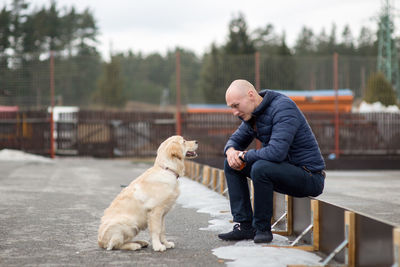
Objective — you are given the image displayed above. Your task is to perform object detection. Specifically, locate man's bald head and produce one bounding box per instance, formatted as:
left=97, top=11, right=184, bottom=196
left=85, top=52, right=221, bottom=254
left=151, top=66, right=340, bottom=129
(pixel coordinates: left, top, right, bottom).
left=225, top=79, right=257, bottom=99
left=225, top=79, right=263, bottom=121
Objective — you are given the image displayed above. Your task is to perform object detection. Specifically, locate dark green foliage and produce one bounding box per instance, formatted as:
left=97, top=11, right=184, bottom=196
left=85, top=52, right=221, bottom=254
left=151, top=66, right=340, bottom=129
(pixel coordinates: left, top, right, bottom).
left=0, top=1, right=101, bottom=107
left=0, top=1, right=392, bottom=108
left=92, top=56, right=125, bottom=107
left=365, top=72, right=397, bottom=105
left=199, top=44, right=228, bottom=104
left=224, top=12, right=255, bottom=55
left=116, top=48, right=201, bottom=105
left=0, top=7, right=11, bottom=52
left=294, top=26, right=316, bottom=55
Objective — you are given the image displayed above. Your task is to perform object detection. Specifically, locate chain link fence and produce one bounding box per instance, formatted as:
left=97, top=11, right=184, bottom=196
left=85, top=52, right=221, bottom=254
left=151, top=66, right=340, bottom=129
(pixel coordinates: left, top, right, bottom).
left=1, top=52, right=400, bottom=167
left=1, top=53, right=398, bottom=109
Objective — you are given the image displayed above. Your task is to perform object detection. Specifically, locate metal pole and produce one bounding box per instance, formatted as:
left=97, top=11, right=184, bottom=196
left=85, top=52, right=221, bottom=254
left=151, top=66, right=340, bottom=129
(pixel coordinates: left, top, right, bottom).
left=333, top=53, right=340, bottom=158
left=49, top=51, right=55, bottom=158
left=385, top=0, right=392, bottom=83
left=255, top=51, right=260, bottom=91
left=175, top=51, right=182, bottom=136
left=255, top=52, right=262, bottom=149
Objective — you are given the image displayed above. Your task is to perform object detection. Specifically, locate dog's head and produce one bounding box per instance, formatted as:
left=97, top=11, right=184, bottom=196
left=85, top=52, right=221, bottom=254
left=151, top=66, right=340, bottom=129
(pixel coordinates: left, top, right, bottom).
left=156, top=135, right=198, bottom=161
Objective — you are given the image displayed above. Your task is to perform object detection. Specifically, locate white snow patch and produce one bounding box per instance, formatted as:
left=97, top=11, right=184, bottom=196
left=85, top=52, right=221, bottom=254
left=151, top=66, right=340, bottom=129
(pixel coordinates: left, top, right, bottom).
left=213, top=243, right=322, bottom=267
left=0, top=149, right=53, bottom=163
left=177, top=177, right=233, bottom=232
left=178, top=177, right=322, bottom=266
left=355, top=101, right=399, bottom=113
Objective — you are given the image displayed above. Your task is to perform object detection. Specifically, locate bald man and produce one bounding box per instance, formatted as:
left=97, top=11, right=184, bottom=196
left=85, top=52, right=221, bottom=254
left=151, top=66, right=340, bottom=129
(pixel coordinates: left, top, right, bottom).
left=219, top=79, right=325, bottom=243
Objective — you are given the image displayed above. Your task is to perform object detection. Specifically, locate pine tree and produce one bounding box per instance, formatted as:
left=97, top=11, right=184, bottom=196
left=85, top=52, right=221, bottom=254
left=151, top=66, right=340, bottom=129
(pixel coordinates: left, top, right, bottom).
left=365, top=72, right=397, bottom=105
left=0, top=7, right=11, bottom=53
left=294, top=26, right=315, bottom=55
left=224, top=12, right=255, bottom=55
left=93, top=56, right=125, bottom=107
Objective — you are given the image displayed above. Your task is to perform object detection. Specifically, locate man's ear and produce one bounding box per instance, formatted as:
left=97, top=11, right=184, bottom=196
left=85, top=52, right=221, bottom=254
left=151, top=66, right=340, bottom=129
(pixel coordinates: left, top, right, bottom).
left=247, top=89, right=254, bottom=99
left=169, top=142, right=183, bottom=160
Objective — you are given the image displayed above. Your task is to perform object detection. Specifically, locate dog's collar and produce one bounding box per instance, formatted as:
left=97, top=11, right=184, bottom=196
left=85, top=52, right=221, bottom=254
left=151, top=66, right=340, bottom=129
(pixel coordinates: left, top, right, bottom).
left=164, top=167, right=180, bottom=179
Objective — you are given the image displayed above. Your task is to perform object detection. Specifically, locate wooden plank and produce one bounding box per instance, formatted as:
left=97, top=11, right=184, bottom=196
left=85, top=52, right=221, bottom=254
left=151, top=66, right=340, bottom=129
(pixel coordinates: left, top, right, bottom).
left=311, top=199, right=320, bottom=251
left=218, top=170, right=225, bottom=195
left=185, top=161, right=191, bottom=178
left=286, top=195, right=293, bottom=236
left=271, top=230, right=290, bottom=236
left=202, top=165, right=210, bottom=186
left=345, top=211, right=356, bottom=267
left=263, top=244, right=314, bottom=251
left=394, top=227, right=400, bottom=266
left=194, top=163, right=200, bottom=181
left=189, top=161, right=194, bottom=178
left=196, top=163, right=203, bottom=182
left=248, top=179, right=254, bottom=209
left=272, top=192, right=277, bottom=224
left=211, top=168, right=218, bottom=190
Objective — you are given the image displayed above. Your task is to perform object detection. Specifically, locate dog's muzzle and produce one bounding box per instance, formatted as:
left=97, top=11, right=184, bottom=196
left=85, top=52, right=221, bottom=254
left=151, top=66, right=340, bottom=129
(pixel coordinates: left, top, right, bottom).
left=185, top=151, right=197, bottom=158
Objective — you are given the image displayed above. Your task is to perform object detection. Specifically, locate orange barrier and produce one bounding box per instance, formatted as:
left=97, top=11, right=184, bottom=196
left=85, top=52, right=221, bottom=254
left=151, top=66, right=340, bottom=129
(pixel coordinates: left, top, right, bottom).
left=187, top=89, right=354, bottom=114
left=186, top=107, right=232, bottom=114
left=291, top=95, right=353, bottom=113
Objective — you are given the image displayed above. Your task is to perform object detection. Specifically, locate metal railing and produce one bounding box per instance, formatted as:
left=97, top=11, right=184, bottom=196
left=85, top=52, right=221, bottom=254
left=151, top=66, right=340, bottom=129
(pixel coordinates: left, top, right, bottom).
left=1, top=110, right=399, bottom=165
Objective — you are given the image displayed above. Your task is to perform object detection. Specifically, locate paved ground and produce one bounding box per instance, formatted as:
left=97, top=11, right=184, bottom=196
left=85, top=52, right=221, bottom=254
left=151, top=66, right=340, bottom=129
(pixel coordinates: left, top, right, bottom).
left=0, top=158, right=225, bottom=267
left=0, top=157, right=399, bottom=266
left=319, top=170, right=400, bottom=226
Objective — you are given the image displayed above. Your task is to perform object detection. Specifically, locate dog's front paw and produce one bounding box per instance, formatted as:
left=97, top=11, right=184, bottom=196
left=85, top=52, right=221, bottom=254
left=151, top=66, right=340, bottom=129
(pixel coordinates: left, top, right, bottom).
left=152, top=243, right=166, bottom=252
left=164, top=241, right=175, bottom=249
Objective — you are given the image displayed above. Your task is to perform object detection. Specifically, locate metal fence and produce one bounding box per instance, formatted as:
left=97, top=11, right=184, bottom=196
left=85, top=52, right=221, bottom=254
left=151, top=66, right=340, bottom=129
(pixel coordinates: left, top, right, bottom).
left=183, top=111, right=400, bottom=167
left=58, top=110, right=176, bottom=157
left=1, top=53, right=397, bottom=109
left=1, top=110, right=399, bottom=168
left=0, top=110, right=50, bottom=154
left=306, top=112, right=400, bottom=155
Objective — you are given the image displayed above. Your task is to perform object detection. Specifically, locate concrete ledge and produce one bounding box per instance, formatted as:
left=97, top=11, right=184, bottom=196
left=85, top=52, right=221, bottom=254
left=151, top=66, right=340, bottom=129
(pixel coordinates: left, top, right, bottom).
left=185, top=160, right=400, bottom=266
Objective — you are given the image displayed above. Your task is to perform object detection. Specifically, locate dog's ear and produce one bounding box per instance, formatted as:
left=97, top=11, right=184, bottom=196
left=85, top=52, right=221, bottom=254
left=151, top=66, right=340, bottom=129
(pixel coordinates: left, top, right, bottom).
left=169, top=142, right=183, bottom=160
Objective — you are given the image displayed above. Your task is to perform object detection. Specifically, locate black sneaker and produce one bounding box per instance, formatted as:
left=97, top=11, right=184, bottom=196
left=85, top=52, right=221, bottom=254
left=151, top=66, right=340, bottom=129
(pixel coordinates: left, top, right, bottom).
left=218, top=224, right=256, bottom=241
left=254, top=229, right=273, bottom=243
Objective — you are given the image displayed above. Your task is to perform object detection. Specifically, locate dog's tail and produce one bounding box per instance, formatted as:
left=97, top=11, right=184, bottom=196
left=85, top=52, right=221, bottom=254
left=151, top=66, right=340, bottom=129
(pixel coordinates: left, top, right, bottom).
left=106, top=233, right=124, bottom=250
left=98, top=221, right=138, bottom=250
left=98, top=223, right=124, bottom=250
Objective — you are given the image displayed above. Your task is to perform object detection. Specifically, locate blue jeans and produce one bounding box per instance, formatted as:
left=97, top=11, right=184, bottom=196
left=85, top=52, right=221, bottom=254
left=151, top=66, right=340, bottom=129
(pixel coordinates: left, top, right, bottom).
left=224, top=159, right=325, bottom=231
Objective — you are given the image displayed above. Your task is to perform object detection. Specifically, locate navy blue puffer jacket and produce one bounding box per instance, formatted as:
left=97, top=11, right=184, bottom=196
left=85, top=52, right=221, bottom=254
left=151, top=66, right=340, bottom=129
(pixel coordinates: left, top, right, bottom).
left=224, top=90, right=325, bottom=172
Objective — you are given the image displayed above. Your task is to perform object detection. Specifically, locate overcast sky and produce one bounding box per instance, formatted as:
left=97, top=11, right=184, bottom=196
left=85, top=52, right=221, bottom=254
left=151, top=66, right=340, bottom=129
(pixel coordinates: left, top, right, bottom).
left=2, top=0, right=395, bottom=59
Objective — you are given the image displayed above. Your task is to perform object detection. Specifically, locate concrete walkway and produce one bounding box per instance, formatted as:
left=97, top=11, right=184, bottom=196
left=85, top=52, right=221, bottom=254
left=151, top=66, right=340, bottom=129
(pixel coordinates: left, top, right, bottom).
left=0, top=158, right=224, bottom=266
left=1, top=157, right=399, bottom=266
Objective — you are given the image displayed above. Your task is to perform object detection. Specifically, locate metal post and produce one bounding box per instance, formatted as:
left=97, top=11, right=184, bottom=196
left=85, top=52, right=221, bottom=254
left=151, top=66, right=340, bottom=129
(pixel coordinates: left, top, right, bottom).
left=49, top=51, right=55, bottom=159
left=255, top=51, right=260, bottom=91
left=254, top=51, right=262, bottom=149
left=333, top=52, right=340, bottom=158
left=175, top=51, right=182, bottom=136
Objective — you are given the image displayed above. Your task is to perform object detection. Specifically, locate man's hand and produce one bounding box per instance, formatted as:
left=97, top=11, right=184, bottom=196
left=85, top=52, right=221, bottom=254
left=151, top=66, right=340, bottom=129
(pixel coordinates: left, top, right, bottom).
left=226, top=147, right=246, bottom=170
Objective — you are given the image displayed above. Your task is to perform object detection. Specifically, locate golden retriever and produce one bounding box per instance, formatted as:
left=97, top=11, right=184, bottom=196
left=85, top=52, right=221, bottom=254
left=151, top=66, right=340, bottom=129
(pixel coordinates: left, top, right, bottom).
left=98, top=135, right=198, bottom=252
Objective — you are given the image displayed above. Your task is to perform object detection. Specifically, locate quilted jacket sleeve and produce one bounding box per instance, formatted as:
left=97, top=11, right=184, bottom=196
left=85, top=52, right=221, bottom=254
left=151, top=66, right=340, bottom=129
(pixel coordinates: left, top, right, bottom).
left=224, top=121, right=255, bottom=156
left=245, top=100, right=301, bottom=163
